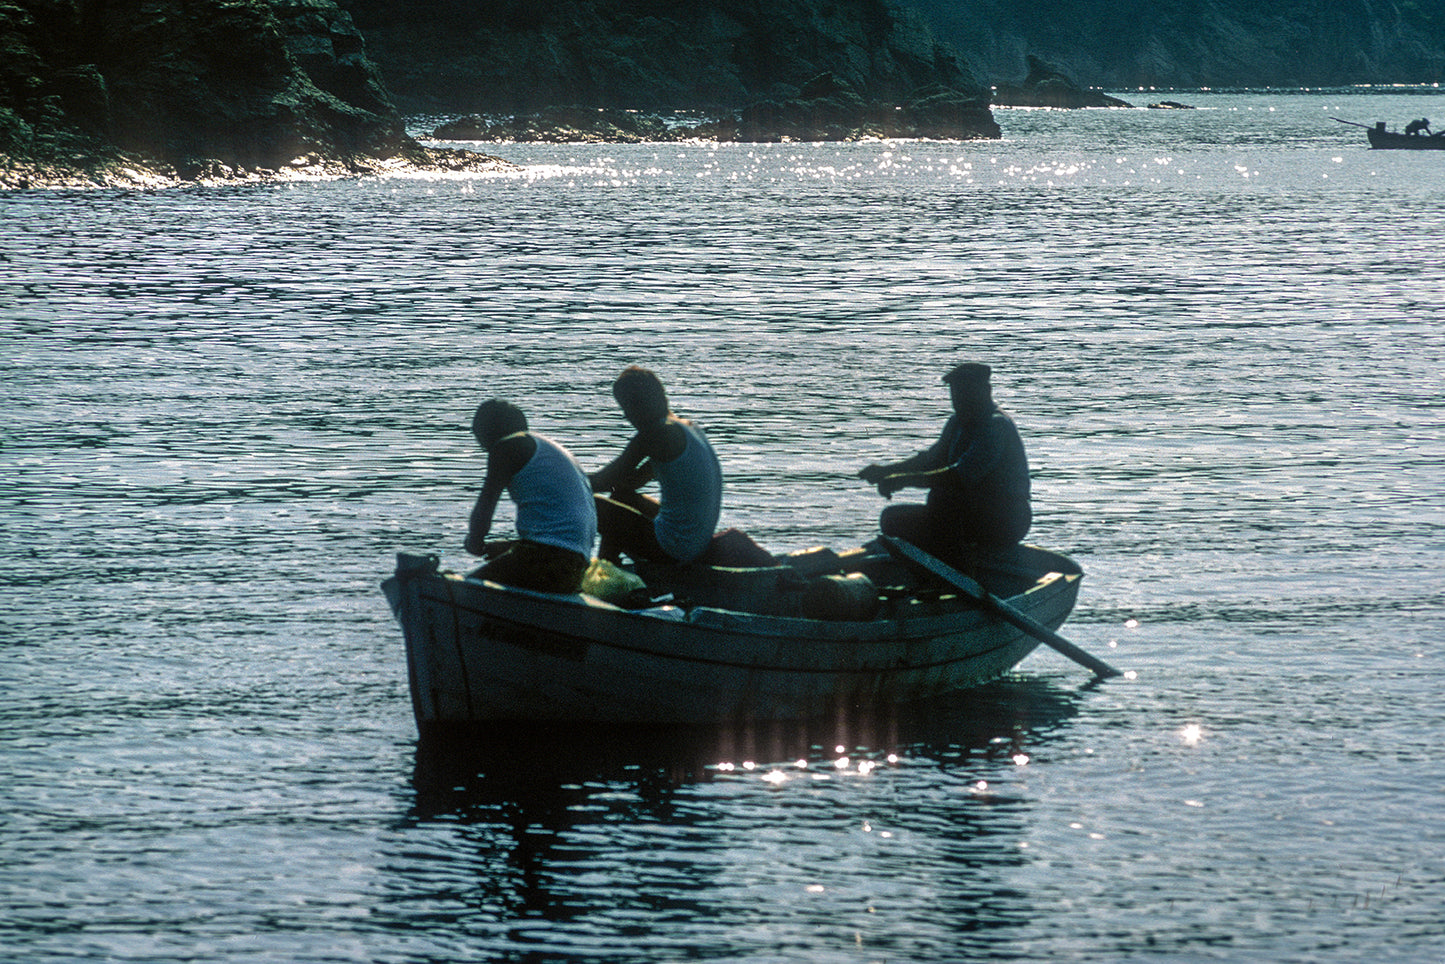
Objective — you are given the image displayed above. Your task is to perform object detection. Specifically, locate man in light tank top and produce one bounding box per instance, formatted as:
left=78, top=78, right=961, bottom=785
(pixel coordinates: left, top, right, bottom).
left=590, top=366, right=722, bottom=565
left=465, top=399, right=597, bottom=593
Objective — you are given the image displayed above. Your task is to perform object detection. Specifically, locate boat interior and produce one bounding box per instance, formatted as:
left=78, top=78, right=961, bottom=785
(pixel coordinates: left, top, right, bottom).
left=625, top=538, right=1078, bottom=622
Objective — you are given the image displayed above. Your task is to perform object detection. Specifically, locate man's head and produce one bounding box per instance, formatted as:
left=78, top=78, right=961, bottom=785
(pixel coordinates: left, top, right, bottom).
left=943, top=362, right=994, bottom=418
left=472, top=398, right=527, bottom=450
left=612, top=366, right=669, bottom=428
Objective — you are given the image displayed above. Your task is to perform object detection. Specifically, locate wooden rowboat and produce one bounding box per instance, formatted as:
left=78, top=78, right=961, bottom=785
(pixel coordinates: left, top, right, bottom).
left=1367, top=126, right=1445, bottom=150
left=382, top=540, right=1085, bottom=732
left=1336, top=119, right=1445, bottom=150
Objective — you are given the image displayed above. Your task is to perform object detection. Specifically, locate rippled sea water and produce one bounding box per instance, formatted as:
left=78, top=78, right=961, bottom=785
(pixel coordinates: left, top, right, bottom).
left=3, top=91, right=1444, bottom=962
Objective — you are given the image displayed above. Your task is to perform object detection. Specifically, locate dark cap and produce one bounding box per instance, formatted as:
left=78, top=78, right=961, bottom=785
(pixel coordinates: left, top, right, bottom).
left=942, top=362, right=992, bottom=385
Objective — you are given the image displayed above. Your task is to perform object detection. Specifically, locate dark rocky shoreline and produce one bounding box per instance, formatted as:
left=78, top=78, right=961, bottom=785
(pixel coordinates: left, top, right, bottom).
left=3, top=1, right=1167, bottom=190
left=1, top=0, right=513, bottom=189
left=4, top=0, right=1000, bottom=189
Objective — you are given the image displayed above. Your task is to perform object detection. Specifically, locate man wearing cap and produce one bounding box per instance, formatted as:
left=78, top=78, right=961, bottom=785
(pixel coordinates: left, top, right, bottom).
left=858, top=363, right=1032, bottom=554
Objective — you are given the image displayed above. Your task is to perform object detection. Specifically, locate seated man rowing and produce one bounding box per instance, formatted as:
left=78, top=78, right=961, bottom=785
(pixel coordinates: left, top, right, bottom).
left=858, top=362, right=1032, bottom=557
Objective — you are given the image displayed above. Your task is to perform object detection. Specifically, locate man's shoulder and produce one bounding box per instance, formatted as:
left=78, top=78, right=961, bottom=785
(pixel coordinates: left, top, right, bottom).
left=986, top=409, right=1021, bottom=432
left=679, top=418, right=721, bottom=459
left=675, top=416, right=712, bottom=440
left=505, top=432, right=542, bottom=451
left=489, top=433, right=537, bottom=478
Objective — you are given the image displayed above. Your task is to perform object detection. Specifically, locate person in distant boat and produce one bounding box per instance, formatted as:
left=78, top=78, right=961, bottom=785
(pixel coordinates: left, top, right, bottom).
left=465, top=399, right=597, bottom=593
left=1405, top=118, right=1431, bottom=136
left=590, top=366, right=723, bottom=565
left=858, top=362, right=1032, bottom=555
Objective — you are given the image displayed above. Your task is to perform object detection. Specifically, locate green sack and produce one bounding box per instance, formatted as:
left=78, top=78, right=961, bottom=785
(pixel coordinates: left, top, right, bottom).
left=581, top=558, right=647, bottom=604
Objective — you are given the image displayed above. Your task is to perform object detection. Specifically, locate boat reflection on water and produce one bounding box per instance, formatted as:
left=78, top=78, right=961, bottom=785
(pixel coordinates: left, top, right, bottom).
left=409, top=677, right=1083, bottom=807
left=386, top=679, right=1085, bottom=951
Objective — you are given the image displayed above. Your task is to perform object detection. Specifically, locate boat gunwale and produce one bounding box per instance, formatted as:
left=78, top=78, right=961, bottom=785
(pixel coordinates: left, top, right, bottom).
left=415, top=545, right=1078, bottom=637
left=411, top=578, right=1068, bottom=676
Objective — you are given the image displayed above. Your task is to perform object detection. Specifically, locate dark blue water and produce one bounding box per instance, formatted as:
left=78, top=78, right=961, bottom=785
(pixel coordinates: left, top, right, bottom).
left=3, top=91, right=1443, bottom=962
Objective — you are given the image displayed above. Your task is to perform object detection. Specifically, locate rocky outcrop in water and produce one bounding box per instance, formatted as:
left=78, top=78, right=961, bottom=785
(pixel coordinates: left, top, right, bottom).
left=342, top=0, right=997, bottom=140
left=1, top=0, right=508, bottom=188
left=714, top=73, right=1000, bottom=140
left=433, top=108, right=685, bottom=145
left=433, top=74, right=999, bottom=143
left=992, top=56, right=1133, bottom=108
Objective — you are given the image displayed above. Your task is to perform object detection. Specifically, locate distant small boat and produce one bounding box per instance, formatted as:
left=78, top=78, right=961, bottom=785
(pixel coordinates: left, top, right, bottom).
left=381, top=540, right=1085, bottom=731
left=1336, top=118, right=1445, bottom=150
left=1368, top=125, right=1445, bottom=150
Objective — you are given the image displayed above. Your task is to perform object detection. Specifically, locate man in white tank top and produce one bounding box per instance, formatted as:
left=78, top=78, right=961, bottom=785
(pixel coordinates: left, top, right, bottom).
left=590, top=366, right=722, bottom=565
left=466, top=399, right=597, bottom=593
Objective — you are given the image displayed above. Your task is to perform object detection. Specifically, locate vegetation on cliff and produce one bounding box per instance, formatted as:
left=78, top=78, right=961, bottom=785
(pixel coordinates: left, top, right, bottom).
left=909, top=0, right=1445, bottom=89
left=341, top=0, right=997, bottom=142
left=339, top=0, right=992, bottom=114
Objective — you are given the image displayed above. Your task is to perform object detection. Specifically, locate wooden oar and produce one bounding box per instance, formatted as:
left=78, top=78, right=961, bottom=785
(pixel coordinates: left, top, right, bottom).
left=1332, top=118, right=1374, bottom=129
left=881, top=536, right=1122, bottom=679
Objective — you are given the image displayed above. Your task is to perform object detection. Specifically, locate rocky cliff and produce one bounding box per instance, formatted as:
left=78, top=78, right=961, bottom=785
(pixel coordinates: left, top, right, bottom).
left=0, top=0, right=503, bottom=187
left=907, top=0, right=1445, bottom=89
left=339, top=0, right=991, bottom=115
